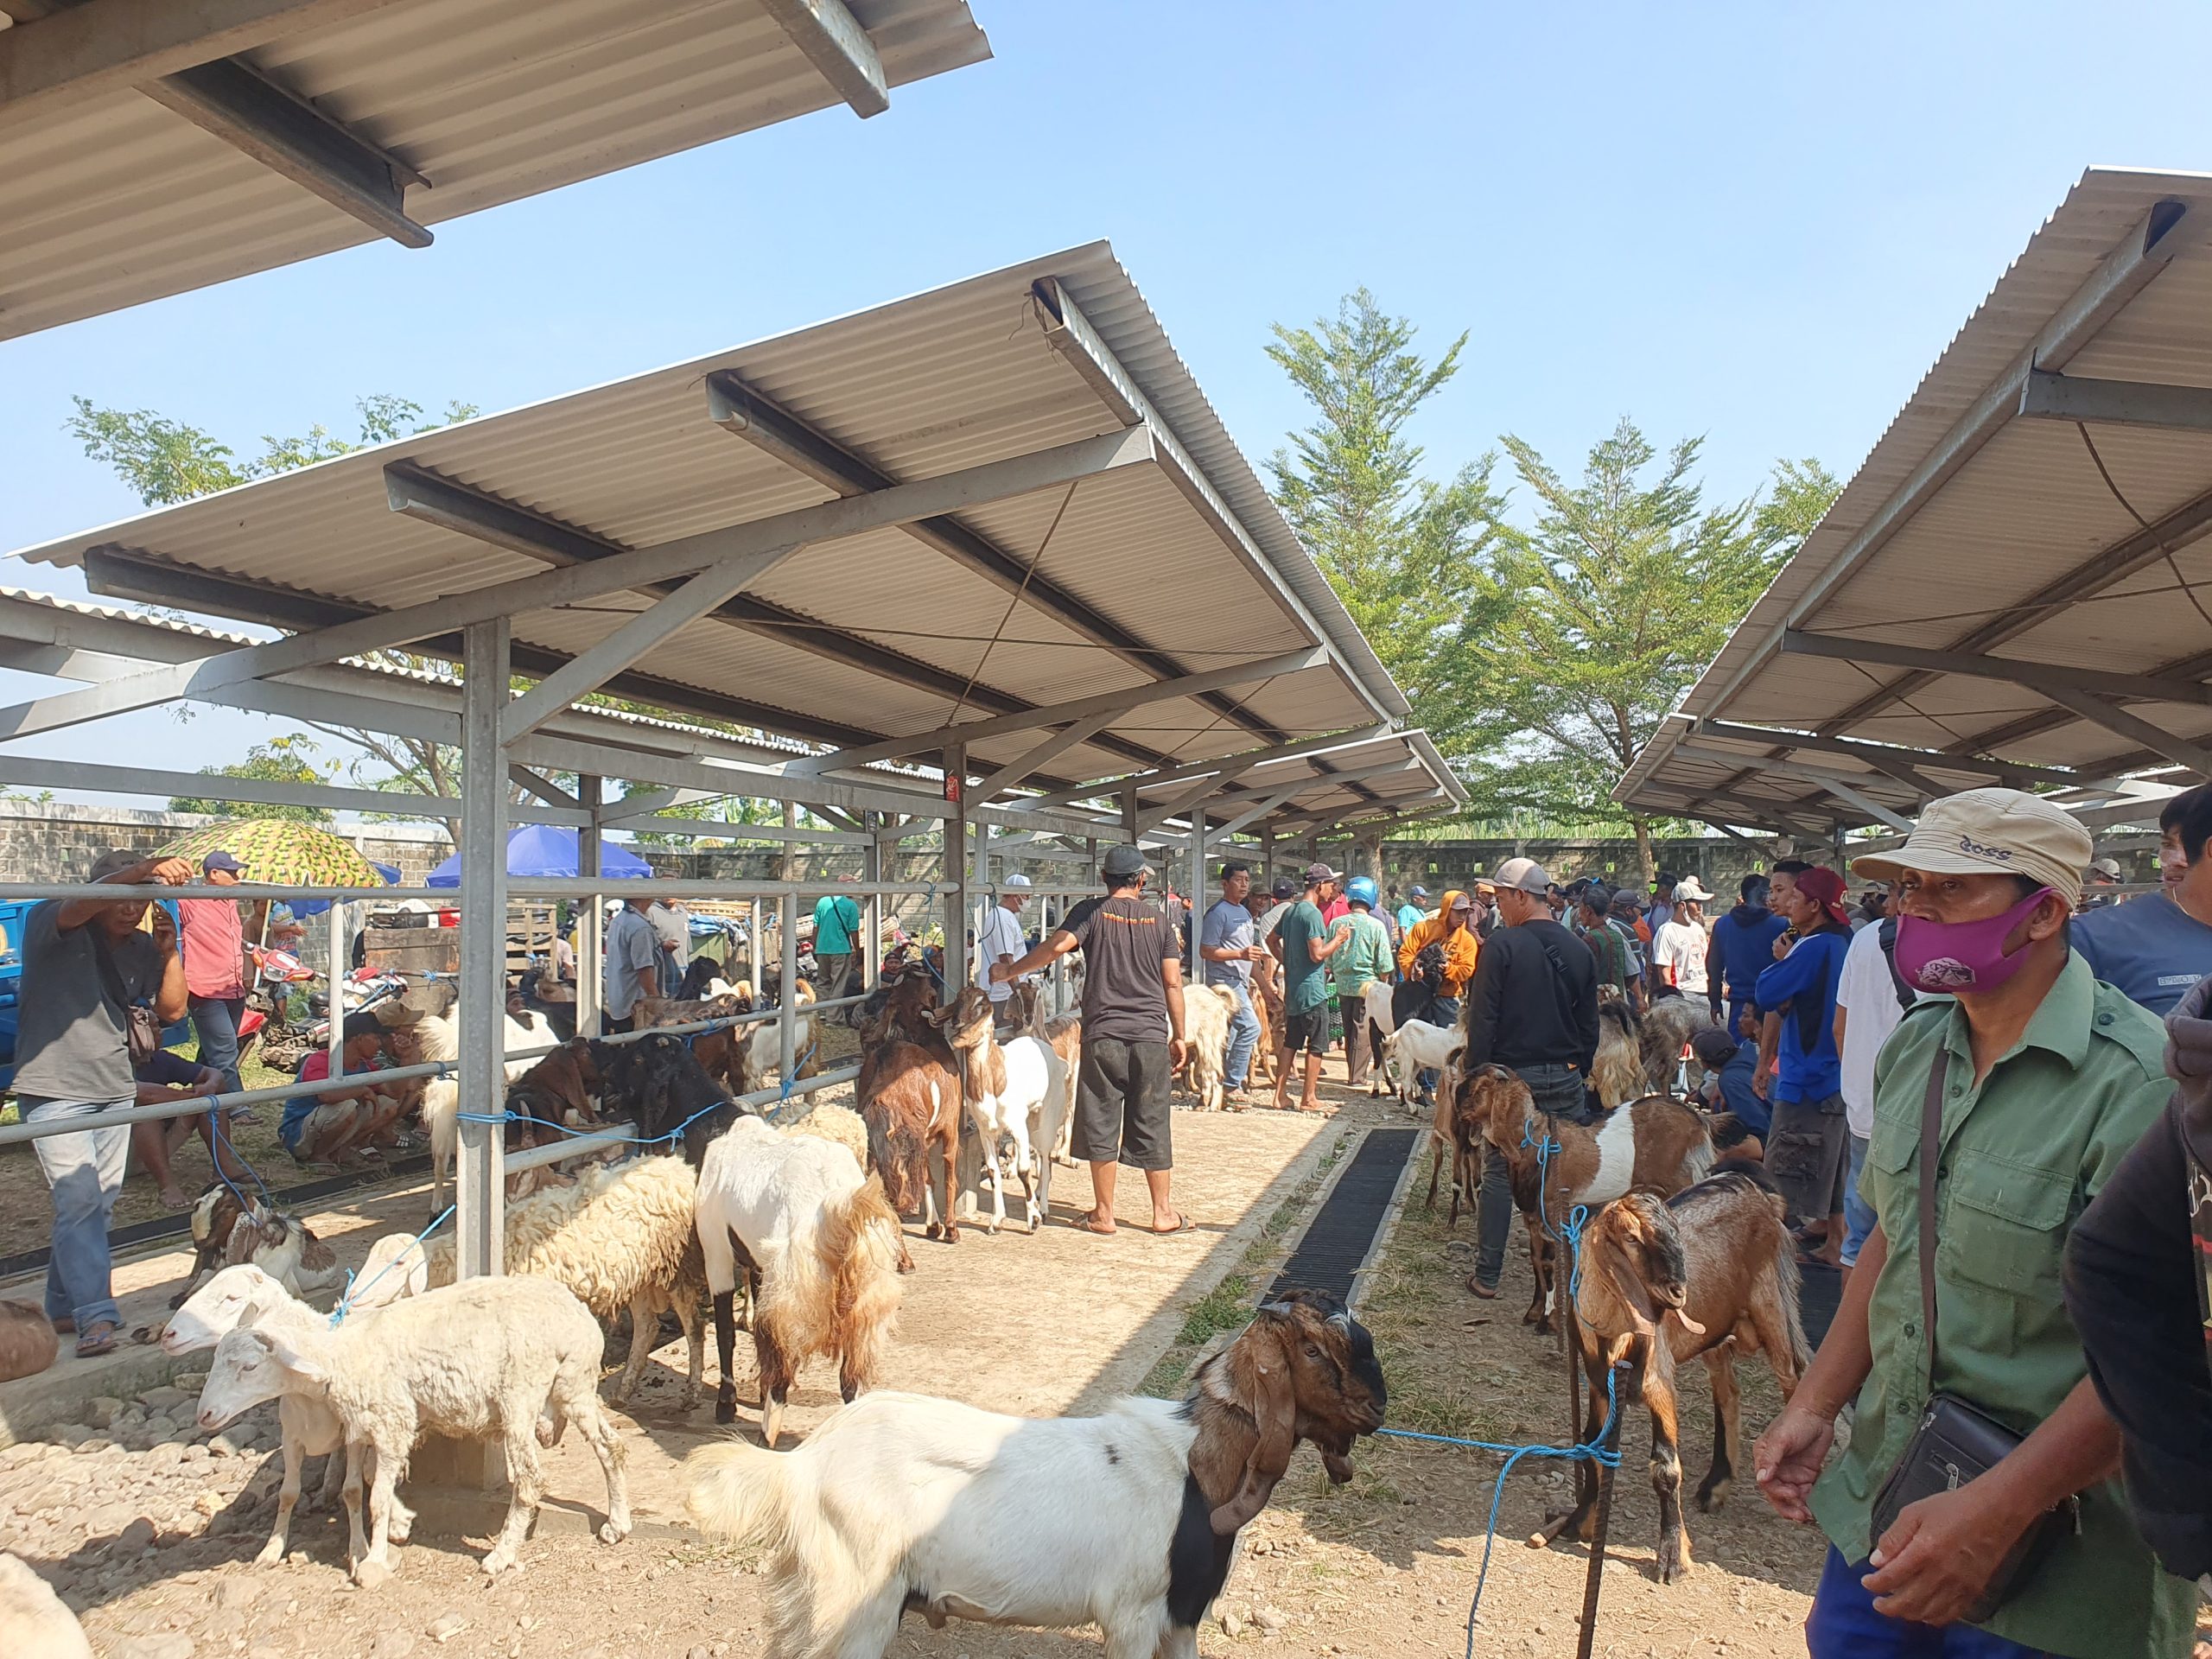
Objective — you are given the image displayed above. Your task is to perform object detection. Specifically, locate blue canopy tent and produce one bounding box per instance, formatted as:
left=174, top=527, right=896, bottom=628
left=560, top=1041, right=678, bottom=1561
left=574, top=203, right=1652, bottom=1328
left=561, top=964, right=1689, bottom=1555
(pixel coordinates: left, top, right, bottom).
left=426, top=825, right=654, bottom=887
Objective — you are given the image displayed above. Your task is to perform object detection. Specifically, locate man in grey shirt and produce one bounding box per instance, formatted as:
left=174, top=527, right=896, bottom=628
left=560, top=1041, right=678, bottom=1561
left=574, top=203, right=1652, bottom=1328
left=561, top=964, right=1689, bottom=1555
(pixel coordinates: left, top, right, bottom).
left=19, top=849, right=192, bottom=1357
left=602, top=896, right=662, bottom=1033
left=1198, top=860, right=1267, bottom=1102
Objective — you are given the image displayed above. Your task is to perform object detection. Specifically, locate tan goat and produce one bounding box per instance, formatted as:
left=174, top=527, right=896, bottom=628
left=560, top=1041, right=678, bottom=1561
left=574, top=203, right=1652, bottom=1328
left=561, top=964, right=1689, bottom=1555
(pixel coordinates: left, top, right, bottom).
left=1463, top=1065, right=1714, bottom=1335
left=1530, top=1168, right=1809, bottom=1584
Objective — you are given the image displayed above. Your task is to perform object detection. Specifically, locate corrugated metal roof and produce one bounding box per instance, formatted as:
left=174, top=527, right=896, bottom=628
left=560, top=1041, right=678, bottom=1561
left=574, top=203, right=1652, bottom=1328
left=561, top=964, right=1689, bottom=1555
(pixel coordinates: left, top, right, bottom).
left=10, top=245, right=1410, bottom=814
left=0, top=0, right=989, bottom=338
left=1618, top=167, right=2212, bottom=830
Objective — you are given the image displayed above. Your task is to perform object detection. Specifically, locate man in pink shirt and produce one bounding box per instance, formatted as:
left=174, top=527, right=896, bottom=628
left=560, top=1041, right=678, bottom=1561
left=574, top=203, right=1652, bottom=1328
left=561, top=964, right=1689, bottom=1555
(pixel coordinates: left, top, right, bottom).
left=176, top=852, right=251, bottom=1100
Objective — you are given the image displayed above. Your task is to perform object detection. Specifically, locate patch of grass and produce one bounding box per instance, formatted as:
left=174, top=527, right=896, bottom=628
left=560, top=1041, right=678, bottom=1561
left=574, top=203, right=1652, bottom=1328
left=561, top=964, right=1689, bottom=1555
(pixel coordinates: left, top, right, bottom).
left=1138, top=1128, right=1354, bottom=1398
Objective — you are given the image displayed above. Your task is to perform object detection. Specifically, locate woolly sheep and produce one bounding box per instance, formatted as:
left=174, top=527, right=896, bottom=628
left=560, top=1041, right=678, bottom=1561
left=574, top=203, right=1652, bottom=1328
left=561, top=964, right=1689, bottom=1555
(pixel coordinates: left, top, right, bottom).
left=0, top=1553, right=90, bottom=1659
left=198, top=1275, right=629, bottom=1581
left=1179, top=983, right=1238, bottom=1111
left=780, top=1103, right=869, bottom=1169
left=164, top=1263, right=418, bottom=1565
left=354, top=1155, right=707, bottom=1406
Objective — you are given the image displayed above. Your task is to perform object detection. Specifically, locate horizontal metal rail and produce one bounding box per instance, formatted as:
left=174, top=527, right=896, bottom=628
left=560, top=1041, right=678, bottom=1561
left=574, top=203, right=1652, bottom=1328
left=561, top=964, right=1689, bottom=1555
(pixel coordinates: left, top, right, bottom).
left=0, top=1060, right=454, bottom=1147
left=500, top=1065, right=864, bottom=1174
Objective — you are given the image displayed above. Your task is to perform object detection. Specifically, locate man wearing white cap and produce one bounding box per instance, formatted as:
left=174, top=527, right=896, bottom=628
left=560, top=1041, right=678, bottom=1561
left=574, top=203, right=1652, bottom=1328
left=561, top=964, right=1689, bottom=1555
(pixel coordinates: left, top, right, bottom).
left=977, top=874, right=1033, bottom=1015
left=1755, top=788, right=2189, bottom=1656
left=1650, top=875, right=1713, bottom=1000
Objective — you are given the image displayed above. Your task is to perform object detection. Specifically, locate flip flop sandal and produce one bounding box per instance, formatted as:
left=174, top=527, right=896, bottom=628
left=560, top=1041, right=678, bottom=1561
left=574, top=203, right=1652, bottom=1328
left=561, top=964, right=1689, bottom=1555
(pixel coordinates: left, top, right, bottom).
left=1151, top=1215, right=1196, bottom=1236
left=1077, top=1215, right=1117, bottom=1236
left=74, top=1322, right=118, bottom=1358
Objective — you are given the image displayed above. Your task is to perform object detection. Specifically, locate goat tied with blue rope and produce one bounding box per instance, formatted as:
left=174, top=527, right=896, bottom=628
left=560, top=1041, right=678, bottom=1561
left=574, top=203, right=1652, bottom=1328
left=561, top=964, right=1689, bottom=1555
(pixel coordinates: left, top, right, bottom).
left=1530, top=1165, right=1811, bottom=1585
left=172, top=1184, right=344, bottom=1310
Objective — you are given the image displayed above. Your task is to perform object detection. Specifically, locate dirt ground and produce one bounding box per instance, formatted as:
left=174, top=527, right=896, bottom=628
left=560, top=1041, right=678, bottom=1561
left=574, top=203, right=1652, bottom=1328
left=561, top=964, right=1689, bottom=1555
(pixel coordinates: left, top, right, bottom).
left=10, top=1056, right=2197, bottom=1659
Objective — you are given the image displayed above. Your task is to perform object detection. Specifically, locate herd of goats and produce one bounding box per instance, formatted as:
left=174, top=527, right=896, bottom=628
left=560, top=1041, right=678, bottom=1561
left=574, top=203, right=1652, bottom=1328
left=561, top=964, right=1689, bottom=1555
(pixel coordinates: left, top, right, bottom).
left=1, top=944, right=1818, bottom=1657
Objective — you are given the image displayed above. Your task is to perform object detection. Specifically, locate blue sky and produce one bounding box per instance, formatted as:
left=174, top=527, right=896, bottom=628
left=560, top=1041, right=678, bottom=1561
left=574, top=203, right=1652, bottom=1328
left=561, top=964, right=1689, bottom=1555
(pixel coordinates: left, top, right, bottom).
left=3, top=0, right=2210, bottom=796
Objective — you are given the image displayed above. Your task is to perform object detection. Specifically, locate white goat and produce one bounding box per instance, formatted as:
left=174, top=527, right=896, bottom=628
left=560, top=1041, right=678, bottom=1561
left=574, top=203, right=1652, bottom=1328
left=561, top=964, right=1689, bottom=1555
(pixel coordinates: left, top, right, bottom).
left=0, top=1552, right=90, bottom=1659
left=1361, top=981, right=1398, bottom=1096
left=1381, top=1018, right=1464, bottom=1115
left=197, top=1275, right=629, bottom=1582
left=929, top=986, right=1069, bottom=1234
left=164, top=1263, right=419, bottom=1566
left=352, top=1155, right=706, bottom=1406
left=417, top=995, right=556, bottom=1211
left=694, top=1115, right=905, bottom=1442
left=741, top=980, right=817, bottom=1088
left=683, top=1293, right=1386, bottom=1659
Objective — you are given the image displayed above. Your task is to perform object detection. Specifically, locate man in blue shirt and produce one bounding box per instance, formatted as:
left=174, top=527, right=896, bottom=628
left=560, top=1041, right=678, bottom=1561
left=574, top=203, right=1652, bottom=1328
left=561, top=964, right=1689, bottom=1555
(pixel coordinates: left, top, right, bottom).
left=1396, top=885, right=1430, bottom=939
left=1197, top=860, right=1267, bottom=1103
left=1691, top=1025, right=1767, bottom=1143
left=1754, top=865, right=1854, bottom=1255
left=1707, top=874, right=1789, bottom=1030
left=2074, top=782, right=2212, bottom=1017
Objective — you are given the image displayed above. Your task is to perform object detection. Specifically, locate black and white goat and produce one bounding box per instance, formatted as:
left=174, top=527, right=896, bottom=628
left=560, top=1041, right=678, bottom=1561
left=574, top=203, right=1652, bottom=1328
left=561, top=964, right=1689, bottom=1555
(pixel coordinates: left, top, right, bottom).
left=684, top=1289, right=1385, bottom=1659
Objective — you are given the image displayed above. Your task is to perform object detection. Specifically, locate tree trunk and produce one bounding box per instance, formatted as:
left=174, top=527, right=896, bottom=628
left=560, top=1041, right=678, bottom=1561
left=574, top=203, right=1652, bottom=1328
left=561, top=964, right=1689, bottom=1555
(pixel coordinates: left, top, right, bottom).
left=1631, top=814, right=1656, bottom=888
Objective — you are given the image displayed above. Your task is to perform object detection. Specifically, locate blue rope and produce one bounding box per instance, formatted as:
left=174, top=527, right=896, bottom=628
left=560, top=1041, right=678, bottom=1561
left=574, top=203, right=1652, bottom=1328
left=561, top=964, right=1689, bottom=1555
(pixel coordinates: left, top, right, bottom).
left=453, top=1096, right=734, bottom=1149
left=206, top=1107, right=276, bottom=1211
left=328, top=1203, right=454, bottom=1327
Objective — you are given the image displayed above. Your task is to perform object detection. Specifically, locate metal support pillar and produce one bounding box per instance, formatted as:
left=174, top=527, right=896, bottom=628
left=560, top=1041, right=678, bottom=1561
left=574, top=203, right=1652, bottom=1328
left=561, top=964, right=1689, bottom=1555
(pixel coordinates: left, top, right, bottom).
left=944, top=745, right=969, bottom=991
left=861, top=815, right=883, bottom=989
left=973, top=819, right=990, bottom=992
left=779, top=888, right=799, bottom=1092
left=1187, top=805, right=1205, bottom=982
left=455, top=618, right=509, bottom=1281
left=325, top=900, right=345, bottom=1077
left=1122, top=784, right=1138, bottom=849
left=1259, top=824, right=1274, bottom=893
left=577, top=776, right=602, bottom=1037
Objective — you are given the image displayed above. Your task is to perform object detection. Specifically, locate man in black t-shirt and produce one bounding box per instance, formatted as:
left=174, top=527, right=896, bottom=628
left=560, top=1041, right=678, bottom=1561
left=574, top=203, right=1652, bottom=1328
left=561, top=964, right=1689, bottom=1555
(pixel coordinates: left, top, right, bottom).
left=990, top=844, right=1190, bottom=1236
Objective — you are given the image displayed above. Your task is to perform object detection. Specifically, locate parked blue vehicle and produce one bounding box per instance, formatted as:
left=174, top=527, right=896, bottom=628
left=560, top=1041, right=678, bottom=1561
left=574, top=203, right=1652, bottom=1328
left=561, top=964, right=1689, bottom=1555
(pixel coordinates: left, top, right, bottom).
left=0, top=897, right=191, bottom=1094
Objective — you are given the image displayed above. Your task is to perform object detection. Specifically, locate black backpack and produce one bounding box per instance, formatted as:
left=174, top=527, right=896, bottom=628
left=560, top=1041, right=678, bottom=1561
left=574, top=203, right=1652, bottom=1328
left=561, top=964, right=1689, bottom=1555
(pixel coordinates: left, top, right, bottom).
left=1876, top=916, right=1916, bottom=1011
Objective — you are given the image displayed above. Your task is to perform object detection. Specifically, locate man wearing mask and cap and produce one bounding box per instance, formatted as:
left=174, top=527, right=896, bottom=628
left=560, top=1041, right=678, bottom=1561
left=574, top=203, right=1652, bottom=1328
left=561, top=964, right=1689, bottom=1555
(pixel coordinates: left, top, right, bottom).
left=1753, top=864, right=1856, bottom=1264
left=1460, top=856, right=1599, bottom=1300
left=991, top=845, right=1188, bottom=1236
left=1756, top=789, right=2189, bottom=1657
left=1396, top=884, right=1431, bottom=940
left=976, top=873, right=1035, bottom=1020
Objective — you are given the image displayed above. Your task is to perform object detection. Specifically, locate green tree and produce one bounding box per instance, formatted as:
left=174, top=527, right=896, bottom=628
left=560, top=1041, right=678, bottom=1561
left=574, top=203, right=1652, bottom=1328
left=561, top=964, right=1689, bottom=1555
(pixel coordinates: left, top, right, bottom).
left=1265, top=290, right=1514, bottom=753
left=1460, top=420, right=1839, bottom=876
left=168, top=734, right=336, bottom=822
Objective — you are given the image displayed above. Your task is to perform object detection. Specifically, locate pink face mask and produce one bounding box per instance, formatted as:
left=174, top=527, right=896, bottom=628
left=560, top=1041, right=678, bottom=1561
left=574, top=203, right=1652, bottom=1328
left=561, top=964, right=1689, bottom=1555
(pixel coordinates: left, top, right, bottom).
left=1892, top=887, right=2056, bottom=994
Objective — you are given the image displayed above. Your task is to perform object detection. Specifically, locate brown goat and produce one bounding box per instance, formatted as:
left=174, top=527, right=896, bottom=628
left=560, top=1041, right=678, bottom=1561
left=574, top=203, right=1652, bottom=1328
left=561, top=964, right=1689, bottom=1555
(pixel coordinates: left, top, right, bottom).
left=0, top=1300, right=57, bottom=1382
left=1464, top=1065, right=1714, bottom=1335
left=1638, top=995, right=1717, bottom=1095
left=1592, top=998, right=1647, bottom=1110
left=858, top=1039, right=963, bottom=1247
left=1040, top=1014, right=1081, bottom=1164
left=1422, top=1073, right=1486, bottom=1227
left=1532, top=1169, right=1809, bottom=1583
left=635, top=991, right=755, bottom=1096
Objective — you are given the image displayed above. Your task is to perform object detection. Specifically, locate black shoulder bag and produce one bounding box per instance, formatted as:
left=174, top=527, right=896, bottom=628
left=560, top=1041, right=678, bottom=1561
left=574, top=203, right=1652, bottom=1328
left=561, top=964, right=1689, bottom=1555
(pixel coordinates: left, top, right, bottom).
left=1869, top=1049, right=2076, bottom=1621
left=1876, top=915, right=1917, bottom=1013
left=91, top=929, right=164, bottom=1068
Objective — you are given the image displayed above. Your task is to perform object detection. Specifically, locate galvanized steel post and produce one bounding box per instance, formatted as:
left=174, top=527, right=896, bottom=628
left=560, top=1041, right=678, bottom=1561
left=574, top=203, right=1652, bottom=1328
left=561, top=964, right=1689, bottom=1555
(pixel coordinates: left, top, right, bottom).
left=779, top=887, right=799, bottom=1093
left=1187, top=804, right=1205, bottom=982
left=456, top=618, right=509, bottom=1281
left=325, top=899, right=345, bottom=1076
left=943, top=744, right=968, bottom=990
left=577, top=775, right=602, bottom=1037
left=861, top=815, right=882, bottom=990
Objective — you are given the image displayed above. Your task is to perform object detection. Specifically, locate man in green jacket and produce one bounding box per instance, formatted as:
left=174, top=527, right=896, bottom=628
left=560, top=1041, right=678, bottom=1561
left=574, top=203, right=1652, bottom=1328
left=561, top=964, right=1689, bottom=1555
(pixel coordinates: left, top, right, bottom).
left=1754, top=788, right=2195, bottom=1657
left=1330, top=876, right=1396, bottom=1091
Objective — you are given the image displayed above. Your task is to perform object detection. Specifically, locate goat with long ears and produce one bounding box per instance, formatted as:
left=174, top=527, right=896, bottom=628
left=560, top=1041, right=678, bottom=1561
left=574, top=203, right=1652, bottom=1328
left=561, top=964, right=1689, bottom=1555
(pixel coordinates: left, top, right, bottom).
left=684, top=1289, right=1384, bottom=1659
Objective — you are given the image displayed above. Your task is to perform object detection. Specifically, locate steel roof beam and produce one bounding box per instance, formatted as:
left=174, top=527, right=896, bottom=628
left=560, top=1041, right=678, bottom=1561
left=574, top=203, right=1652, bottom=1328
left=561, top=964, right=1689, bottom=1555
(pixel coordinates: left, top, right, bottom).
left=755, top=0, right=887, bottom=118
left=1015, top=723, right=1394, bottom=811
left=702, top=372, right=1362, bottom=794
left=2036, top=685, right=2212, bottom=776
left=1694, top=198, right=2187, bottom=724
left=0, top=424, right=1156, bottom=744
left=141, top=54, right=429, bottom=247
left=1692, top=720, right=2096, bottom=790
left=0, top=0, right=406, bottom=124
left=786, top=647, right=1328, bottom=777
left=2017, top=368, right=2212, bottom=434
left=1133, top=760, right=1259, bottom=836
left=1206, top=783, right=1311, bottom=842
left=1780, top=629, right=2212, bottom=707
left=385, top=458, right=1172, bottom=779
left=972, top=709, right=1121, bottom=801
left=1671, top=742, right=1916, bottom=827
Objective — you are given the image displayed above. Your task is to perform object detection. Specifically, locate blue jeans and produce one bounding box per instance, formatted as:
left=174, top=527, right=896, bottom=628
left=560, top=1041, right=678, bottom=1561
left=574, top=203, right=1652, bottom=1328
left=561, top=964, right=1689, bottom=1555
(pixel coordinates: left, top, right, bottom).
left=1806, top=1548, right=2054, bottom=1656
left=25, top=1096, right=132, bottom=1333
left=189, top=994, right=245, bottom=1095
left=1475, top=1062, right=1590, bottom=1287
left=1224, top=982, right=1262, bottom=1091
left=1842, top=1131, right=1877, bottom=1268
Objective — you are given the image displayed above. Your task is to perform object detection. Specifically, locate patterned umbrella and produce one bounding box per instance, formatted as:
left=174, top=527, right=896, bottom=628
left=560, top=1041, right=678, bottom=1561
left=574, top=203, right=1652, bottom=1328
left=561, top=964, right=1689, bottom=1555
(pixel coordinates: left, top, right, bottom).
left=156, top=819, right=387, bottom=889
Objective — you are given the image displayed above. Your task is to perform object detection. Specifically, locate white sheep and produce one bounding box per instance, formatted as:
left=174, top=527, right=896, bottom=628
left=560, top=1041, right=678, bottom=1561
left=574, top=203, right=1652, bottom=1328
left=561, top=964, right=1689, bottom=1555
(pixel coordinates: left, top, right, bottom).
left=695, top=1114, right=904, bottom=1441
left=683, top=1292, right=1386, bottom=1659
left=353, top=1155, right=707, bottom=1407
left=164, top=1263, right=420, bottom=1566
left=0, top=1552, right=91, bottom=1659
left=197, top=1274, right=629, bottom=1581
left=1380, top=1018, right=1463, bottom=1115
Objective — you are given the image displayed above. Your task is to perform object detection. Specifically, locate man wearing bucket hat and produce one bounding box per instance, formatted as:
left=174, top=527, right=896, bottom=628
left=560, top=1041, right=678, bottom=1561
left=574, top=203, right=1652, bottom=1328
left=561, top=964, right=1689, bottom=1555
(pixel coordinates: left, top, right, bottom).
left=1755, top=789, right=2190, bottom=1655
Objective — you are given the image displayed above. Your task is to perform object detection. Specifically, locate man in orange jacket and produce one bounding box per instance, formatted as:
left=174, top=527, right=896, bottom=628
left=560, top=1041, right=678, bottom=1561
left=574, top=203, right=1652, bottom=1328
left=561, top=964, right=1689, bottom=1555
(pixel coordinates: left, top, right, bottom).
left=1395, top=889, right=1481, bottom=1103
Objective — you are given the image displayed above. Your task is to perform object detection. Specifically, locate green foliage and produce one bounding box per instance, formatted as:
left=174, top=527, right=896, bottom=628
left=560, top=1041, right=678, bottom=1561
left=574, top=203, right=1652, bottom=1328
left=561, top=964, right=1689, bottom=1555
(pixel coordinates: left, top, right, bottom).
left=168, top=734, right=337, bottom=822
left=1458, top=423, right=1839, bottom=858
left=66, top=394, right=480, bottom=508
left=1265, top=291, right=1515, bottom=754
